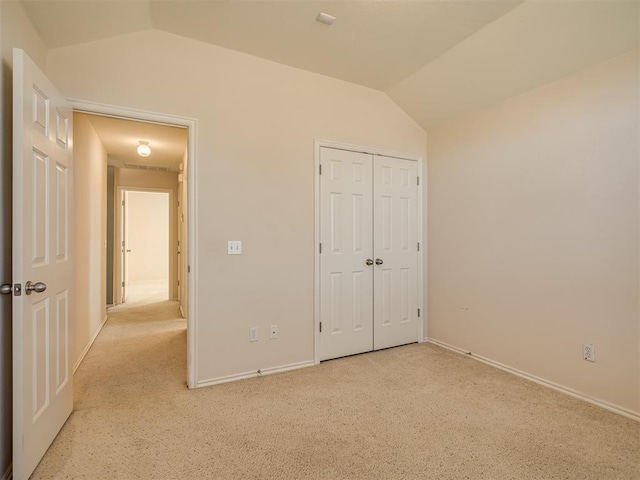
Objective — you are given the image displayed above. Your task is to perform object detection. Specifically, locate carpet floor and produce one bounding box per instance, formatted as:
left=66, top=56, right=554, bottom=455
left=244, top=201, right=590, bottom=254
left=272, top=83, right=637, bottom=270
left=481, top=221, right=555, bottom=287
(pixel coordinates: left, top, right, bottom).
left=30, top=300, right=639, bottom=479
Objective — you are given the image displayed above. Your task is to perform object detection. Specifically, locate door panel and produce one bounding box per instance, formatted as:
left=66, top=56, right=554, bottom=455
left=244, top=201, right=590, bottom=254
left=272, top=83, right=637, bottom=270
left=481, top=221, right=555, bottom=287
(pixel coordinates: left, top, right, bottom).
left=319, top=148, right=373, bottom=360
left=373, top=156, right=419, bottom=350
left=13, top=48, right=74, bottom=480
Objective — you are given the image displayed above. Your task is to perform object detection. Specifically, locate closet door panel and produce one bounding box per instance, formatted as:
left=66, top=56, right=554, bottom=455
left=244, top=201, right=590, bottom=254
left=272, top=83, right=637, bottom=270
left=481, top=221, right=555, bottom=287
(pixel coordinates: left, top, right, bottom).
left=373, top=156, right=419, bottom=350
left=320, top=148, right=374, bottom=360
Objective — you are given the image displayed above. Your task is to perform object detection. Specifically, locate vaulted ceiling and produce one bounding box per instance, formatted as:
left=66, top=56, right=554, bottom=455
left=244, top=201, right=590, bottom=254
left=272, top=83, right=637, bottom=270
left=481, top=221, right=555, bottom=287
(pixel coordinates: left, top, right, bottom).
left=21, top=0, right=639, bottom=130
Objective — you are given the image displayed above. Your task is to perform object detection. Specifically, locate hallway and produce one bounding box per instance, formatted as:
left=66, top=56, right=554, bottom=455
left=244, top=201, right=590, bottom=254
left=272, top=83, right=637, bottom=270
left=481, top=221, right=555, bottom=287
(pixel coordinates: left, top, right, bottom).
left=31, top=300, right=187, bottom=478
left=73, top=301, right=187, bottom=410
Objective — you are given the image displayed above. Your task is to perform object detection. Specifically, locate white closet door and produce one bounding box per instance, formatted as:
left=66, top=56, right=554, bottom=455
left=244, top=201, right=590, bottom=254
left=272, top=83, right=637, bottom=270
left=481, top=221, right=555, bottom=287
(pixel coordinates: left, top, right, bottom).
left=373, top=156, right=419, bottom=350
left=319, top=148, right=374, bottom=360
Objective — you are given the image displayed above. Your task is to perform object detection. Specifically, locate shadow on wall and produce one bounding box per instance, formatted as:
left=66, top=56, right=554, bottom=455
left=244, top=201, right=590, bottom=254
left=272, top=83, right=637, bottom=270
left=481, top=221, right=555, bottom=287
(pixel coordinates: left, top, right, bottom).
left=1, top=58, right=14, bottom=477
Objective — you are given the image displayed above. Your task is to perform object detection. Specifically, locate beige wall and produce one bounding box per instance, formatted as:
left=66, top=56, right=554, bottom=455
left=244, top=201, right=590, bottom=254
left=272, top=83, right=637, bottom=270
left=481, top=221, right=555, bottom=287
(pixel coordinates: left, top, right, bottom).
left=116, top=168, right=180, bottom=301
left=46, top=29, right=427, bottom=383
left=0, top=2, right=48, bottom=475
left=426, top=52, right=639, bottom=414
left=126, top=191, right=170, bottom=286
left=73, top=113, right=108, bottom=368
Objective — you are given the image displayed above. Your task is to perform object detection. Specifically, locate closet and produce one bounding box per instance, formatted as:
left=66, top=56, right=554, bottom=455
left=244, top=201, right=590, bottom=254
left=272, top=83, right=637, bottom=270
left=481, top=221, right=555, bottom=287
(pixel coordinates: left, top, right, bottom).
left=319, top=147, right=420, bottom=361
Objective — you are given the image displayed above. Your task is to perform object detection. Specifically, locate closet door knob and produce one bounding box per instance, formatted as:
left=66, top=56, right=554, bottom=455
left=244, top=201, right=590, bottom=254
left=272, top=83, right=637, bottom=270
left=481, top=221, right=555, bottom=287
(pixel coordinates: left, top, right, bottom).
left=365, top=259, right=373, bottom=266
left=375, top=258, right=383, bottom=265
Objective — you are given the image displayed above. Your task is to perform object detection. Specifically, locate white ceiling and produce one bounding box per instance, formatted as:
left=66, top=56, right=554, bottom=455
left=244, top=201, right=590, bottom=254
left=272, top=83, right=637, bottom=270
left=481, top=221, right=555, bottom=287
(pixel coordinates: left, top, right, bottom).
left=22, top=0, right=522, bottom=90
left=80, top=113, right=188, bottom=172
left=22, top=1, right=639, bottom=130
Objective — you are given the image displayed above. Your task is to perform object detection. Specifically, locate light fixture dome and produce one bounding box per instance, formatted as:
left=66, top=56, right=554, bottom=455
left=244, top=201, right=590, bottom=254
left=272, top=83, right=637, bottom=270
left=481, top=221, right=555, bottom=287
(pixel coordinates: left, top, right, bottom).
left=137, top=141, right=151, bottom=157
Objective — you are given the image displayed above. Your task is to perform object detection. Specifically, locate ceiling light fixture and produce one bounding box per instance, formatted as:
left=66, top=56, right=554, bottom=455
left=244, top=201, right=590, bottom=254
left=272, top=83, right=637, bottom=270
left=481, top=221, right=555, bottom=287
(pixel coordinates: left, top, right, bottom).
left=316, top=12, right=336, bottom=26
left=137, top=141, right=151, bottom=157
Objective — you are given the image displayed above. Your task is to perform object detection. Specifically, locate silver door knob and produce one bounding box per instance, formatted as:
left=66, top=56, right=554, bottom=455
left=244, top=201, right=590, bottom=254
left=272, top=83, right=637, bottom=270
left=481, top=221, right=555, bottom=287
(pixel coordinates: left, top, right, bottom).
left=0, top=283, right=11, bottom=295
left=25, top=281, right=47, bottom=295
left=375, top=258, right=383, bottom=265
left=365, top=259, right=373, bottom=266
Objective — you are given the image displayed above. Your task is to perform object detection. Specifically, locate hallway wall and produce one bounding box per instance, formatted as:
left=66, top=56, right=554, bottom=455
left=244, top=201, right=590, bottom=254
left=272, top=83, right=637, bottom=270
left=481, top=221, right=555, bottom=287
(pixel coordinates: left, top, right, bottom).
left=73, top=113, right=108, bottom=370
left=178, top=149, right=188, bottom=318
left=106, top=166, right=115, bottom=305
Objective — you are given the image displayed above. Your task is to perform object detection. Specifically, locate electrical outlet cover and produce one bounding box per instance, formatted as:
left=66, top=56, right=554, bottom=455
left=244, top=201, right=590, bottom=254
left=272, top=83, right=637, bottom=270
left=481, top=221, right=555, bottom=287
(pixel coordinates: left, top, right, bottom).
left=228, top=241, right=242, bottom=255
left=250, top=327, right=258, bottom=342
left=583, top=343, right=595, bottom=362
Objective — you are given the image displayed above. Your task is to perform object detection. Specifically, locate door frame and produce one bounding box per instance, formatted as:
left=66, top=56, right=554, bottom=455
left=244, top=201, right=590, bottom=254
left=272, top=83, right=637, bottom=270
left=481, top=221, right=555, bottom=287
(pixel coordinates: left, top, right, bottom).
left=70, top=99, right=199, bottom=389
left=117, top=187, right=174, bottom=303
left=313, top=139, right=425, bottom=365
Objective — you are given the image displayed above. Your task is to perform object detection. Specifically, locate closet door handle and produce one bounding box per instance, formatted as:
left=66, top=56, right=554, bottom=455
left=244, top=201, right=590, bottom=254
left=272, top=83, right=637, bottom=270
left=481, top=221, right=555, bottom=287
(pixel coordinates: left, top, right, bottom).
left=375, top=258, right=383, bottom=265
left=365, top=259, right=374, bottom=266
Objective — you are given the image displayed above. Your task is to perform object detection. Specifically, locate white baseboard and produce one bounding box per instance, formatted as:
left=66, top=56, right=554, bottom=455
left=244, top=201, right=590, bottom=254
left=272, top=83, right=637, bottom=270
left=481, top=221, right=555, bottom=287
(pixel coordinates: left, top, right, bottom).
left=196, top=360, right=315, bottom=388
left=73, top=315, right=108, bottom=374
left=2, top=463, right=12, bottom=480
left=427, top=338, right=640, bottom=422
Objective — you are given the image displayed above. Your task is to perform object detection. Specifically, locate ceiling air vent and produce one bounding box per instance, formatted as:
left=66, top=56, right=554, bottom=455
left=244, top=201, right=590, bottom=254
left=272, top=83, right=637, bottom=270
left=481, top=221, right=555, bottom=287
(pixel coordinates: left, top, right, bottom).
left=124, top=163, right=171, bottom=172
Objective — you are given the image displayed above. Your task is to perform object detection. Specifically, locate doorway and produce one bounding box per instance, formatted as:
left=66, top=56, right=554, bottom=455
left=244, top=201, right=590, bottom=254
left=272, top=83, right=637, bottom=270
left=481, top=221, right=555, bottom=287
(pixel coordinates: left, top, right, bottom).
left=71, top=105, right=197, bottom=389
left=72, top=101, right=198, bottom=388
left=120, top=189, right=171, bottom=305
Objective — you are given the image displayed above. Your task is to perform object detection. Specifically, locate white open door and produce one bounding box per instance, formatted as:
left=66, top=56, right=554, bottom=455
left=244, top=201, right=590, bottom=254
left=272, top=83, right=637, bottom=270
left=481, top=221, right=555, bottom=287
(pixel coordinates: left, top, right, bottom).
left=12, top=48, right=74, bottom=480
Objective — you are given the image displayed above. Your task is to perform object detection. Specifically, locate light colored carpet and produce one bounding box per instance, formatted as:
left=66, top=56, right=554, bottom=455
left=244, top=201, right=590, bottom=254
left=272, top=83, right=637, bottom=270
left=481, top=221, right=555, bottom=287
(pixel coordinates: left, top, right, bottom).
left=122, top=281, right=169, bottom=308
left=31, top=301, right=639, bottom=479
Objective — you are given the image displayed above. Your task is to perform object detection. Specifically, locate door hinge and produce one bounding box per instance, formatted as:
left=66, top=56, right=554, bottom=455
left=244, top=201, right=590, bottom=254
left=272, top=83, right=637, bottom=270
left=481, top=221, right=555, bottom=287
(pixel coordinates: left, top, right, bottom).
left=417, top=177, right=420, bottom=186
left=418, top=308, right=420, bottom=317
left=122, top=200, right=125, bottom=206
left=319, top=322, right=322, bottom=333
left=417, top=242, right=420, bottom=252
left=319, top=243, right=322, bottom=254
left=121, top=240, right=125, bottom=247
left=121, top=281, right=125, bottom=287
left=188, top=265, right=191, bottom=273
left=177, top=280, right=180, bottom=287
left=319, top=164, right=322, bottom=175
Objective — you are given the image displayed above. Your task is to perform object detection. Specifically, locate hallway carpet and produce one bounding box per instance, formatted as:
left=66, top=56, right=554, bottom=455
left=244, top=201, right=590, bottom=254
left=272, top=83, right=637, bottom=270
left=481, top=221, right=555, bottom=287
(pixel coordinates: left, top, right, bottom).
left=31, top=301, right=639, bottom=479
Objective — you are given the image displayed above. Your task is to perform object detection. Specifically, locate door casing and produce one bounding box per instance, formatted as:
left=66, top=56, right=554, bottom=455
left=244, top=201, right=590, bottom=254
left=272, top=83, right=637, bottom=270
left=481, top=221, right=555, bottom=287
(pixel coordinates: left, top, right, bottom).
left=313, top=139, right=425, bottom=365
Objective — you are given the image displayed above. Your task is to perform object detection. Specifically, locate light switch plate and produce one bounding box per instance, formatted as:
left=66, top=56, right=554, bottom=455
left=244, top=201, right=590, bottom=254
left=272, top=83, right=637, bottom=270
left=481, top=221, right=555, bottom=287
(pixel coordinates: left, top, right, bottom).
left=227, top=240, right=242, bottom=255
